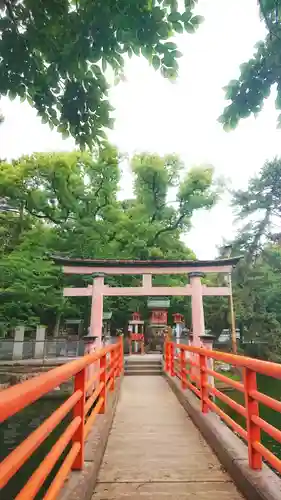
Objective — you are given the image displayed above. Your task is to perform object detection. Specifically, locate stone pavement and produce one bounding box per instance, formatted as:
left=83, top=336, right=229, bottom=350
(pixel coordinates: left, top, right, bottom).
left=92, top=376, right=244, bottom=499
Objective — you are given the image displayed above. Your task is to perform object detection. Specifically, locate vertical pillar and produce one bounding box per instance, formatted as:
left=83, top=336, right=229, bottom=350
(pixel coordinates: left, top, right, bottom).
left=200, top=335, right=215, bottom=389
left=176, top=323, right=181, bottom=343
left=84, top=336, right=97, bottom=396
left=89, top=274, right=104, bottom=349
left=135, top=323, right=138, bottom=353
left=142, top=273, right=152, bottom=288
left=12, top=325, right=25, bottom=360
left=189, top=272, right=205, bottom=383
left=189, top=272, right=205, bottom=347
left=34, top=325, right=46, bottom=359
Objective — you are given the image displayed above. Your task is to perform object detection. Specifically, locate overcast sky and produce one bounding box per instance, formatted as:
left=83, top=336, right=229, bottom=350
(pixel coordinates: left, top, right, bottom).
left=0, top=0, right=280, bottom=258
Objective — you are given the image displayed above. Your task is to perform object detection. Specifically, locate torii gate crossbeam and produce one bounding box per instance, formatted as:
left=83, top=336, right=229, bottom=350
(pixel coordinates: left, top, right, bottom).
left=53, top=257, right=241, bottom=349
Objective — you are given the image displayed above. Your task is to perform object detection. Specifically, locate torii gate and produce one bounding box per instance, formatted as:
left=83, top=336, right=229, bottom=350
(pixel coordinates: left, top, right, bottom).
left=53, top=257, right=241, bottom=349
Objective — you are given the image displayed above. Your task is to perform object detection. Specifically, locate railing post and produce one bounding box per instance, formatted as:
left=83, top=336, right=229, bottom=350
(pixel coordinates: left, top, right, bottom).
left=243, top=368, right=262, bottom=469
left=199, top=353, right=208, bottom=414
left=119, top=335, right=124, bottom=376
left=72, top=368, right=86, bottom=469
left=110, top=348, right=115, bottom=391
left=164, top=339, right=169, bottom=373
left=170, top=342, right=175, bottom=377
left=99, top=353, right=107, bottom=414
left=180, top=348, right=187, bottom=389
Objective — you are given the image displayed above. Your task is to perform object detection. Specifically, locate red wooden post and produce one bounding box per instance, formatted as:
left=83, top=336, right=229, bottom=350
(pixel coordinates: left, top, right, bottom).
left=180, top=348, right=187, bottom=389
left=119, top=335, right=124, bottom=375
left=72, top=368, right=86, bottom=469
left=164, top=340, right=169, bottom=373
left=243, top=367, right=262, bottom=469
left=170, top=342, right=175, bottom=377
left=99, top=354, right=107, bottom=414
left=110, top=349, right=115, bottom=391
left=199, top=353, right=208, bottom=414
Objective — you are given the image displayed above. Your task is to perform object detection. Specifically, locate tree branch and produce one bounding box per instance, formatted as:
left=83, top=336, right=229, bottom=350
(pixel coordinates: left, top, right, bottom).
left=150, top=213, right=187, bottom=244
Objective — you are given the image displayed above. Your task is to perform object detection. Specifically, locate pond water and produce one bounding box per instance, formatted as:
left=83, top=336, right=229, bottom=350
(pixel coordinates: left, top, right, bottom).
left=0, top=398, right=69, bottom=500
left=218, top=374, right=281, bottom=462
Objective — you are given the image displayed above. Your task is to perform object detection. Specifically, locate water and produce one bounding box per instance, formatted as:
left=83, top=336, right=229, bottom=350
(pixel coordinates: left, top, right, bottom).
left=218, top=374, right=281, bottom=462
left=0, top=397, right=69, bottom=500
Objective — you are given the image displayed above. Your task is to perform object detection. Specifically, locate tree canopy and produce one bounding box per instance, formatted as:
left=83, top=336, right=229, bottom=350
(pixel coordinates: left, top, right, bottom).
left=216, top=157, right=281, bottom=359
left=0, top=147, right=218, bottom=333
left=0, top=0, right=203, bottom=148
left=220, top=1, right=281, bottom=130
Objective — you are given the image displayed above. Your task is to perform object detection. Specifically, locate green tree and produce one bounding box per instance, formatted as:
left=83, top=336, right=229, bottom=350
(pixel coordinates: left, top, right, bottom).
left=216, top=159, right=281, bottom=358
left=0, top=148, right=219, bottom=332
left=220, top=1, right=281, bottom=130
left=230, top=158, right=281, bottom=262
left=0, top=0, right=203, bottom=148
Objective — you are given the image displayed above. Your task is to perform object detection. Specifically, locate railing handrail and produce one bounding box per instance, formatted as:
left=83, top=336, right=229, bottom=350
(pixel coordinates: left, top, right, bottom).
left=0, top=343, right=117, bottom=423
left=174, top=342, right=281, bottom=379
left=0, top=338, right=124, bottom=499
left=165, top=339, right=281, bottom=477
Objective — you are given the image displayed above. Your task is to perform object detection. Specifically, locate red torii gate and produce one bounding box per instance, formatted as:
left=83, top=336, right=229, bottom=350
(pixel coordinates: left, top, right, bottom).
left=53, top=257, right=241, bottom=349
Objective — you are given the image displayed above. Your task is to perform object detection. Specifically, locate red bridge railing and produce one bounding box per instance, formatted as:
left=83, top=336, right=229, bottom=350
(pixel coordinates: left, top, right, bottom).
left=0, top=337, right=123, bottom=500
left=165, top=340, right=281, bottom=475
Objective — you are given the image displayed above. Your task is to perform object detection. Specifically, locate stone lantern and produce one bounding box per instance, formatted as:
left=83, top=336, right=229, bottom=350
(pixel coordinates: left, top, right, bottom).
left=128, top=312, right=144, bottom=354
left=172, top=313, right=185, bottom=344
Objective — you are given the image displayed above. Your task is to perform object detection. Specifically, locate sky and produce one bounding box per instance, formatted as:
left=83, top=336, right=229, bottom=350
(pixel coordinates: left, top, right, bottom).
left=1, top=0, right=281, bottom=258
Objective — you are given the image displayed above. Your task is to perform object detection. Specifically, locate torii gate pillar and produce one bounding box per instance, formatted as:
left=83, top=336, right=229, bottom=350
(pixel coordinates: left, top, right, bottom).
left=189, top=272, right=205, bottom=347
left=89, top=274, right=104, bottom=348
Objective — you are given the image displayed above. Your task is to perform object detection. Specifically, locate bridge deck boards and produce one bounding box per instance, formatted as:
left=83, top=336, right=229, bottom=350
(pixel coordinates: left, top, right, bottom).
left=92, top=376, right=244, bottom=499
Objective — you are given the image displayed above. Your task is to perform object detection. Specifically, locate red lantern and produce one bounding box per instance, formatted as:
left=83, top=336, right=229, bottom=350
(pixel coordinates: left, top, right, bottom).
left=173, top=313, right=184, bottom=324
left=132, top=312, right=141, bottom=322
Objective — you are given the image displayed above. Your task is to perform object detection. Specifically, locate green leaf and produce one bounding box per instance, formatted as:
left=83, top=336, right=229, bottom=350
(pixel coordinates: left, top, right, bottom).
left=62, top=130, right=70, bottom=139
left=191, top=15, right=204, bottom=27
left=173, top=22, right=184, bottom=34
left=153, top=6, right=165, bottom=21
left=163, top=52, right=177, bottom=68
left=184, top=22, right=196, bottom=33
left=157, top=24, right=170, bottom=38
left=8, top=90, right=16, bottom=101
left=152, top=55, right=161, bottom=70
left=163, top=41, right=177, bottom=51
left=141, top=46, right=152, bottom=59
left=185, top=0, right=195, bottom=8
left=168, top=12, right=181, bottom=23
left=276, top=91, right=281, bottom=110
left=182, top=11, right=192, bottom=23
left=173, top=50, right=183, bottom=58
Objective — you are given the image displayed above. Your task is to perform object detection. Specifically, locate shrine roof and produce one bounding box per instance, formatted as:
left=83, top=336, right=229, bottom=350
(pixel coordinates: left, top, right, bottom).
left=52, top=256, right=241, bottom=268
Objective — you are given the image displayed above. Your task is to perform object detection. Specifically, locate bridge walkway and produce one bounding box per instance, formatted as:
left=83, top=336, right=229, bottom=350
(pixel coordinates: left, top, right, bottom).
left=92, top=376, right=244, bottom=499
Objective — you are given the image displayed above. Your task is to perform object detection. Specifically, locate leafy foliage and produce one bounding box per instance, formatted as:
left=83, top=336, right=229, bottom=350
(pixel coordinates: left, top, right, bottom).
left=0, top=146, right=218, bottom=332
left=220, top=1, right=281, bottom=129
left=216, top=157, right=281, bottom=358
left=0, top=0, right=204, bottom=148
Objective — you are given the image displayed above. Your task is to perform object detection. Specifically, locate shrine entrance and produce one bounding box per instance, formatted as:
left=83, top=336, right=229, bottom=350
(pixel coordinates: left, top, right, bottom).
left=54, top=257, right=241, bottom=354
left=146, top=297, right=170, bottom=352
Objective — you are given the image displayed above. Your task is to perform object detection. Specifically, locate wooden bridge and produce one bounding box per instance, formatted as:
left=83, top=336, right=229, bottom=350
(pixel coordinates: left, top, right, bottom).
left=1, top=338, right=281, bottom=500
left=92, top=375, right=241, bottom=499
